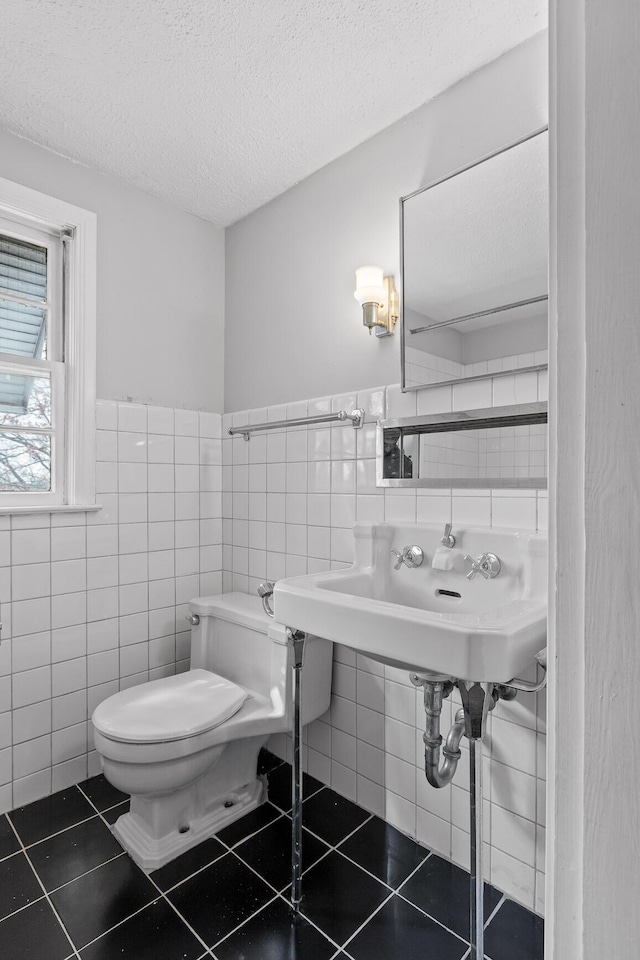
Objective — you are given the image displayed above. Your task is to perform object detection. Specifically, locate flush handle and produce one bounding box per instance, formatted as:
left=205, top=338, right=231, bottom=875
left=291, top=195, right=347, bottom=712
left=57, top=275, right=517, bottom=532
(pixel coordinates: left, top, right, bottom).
left=258, top=581, right=276, bottom=618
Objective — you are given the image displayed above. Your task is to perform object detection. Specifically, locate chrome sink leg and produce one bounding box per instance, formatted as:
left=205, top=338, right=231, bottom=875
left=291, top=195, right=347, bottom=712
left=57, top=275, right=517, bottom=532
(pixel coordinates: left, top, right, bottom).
left=287, top=628, right=306, bottom=913
left=458, top=680, right=494, bottom=960
left=469, top=738, right=484, bottom=960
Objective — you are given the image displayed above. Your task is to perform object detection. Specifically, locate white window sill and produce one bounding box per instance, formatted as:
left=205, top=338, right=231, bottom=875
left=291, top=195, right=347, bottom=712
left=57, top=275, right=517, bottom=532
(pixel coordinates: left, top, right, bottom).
left=0, top=503, right=102, bottom=516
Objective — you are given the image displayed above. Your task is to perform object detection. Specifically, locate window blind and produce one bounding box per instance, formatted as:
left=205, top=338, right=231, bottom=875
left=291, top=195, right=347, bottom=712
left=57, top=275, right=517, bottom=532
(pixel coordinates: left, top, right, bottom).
left=0, top=233, right=48, bottom=361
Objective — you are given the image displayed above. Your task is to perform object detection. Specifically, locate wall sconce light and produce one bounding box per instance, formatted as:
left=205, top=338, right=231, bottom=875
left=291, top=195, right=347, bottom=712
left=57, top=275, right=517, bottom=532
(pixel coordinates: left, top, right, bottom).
left=354, top=265, right=399, bottom=338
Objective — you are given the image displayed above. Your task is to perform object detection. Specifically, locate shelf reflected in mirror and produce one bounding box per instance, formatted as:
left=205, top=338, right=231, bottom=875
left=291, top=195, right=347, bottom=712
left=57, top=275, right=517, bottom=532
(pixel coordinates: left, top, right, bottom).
left=377, top=403, right=547, bottom=489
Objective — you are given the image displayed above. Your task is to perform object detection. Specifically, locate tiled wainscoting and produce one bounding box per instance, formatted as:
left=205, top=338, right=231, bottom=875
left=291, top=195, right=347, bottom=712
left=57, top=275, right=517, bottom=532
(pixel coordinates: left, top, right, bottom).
left=0, top=400, right=222, bottom=814
left=221, top=379, right=547, bottom=915
left=0, top=376, right=546, bottom=924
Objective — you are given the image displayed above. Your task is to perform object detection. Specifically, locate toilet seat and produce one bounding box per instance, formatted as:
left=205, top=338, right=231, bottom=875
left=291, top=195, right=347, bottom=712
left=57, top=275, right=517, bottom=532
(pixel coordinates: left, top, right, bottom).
left=92, top=669, right=248, bottom=744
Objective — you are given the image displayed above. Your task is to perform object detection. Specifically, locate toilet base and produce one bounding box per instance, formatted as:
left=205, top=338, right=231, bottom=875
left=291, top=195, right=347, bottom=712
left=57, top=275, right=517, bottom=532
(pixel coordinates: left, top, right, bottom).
left=113, top=776, right=265, bottom=872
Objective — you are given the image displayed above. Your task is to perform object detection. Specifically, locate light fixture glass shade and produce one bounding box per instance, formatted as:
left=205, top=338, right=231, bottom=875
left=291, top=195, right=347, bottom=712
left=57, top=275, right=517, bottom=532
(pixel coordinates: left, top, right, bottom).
left=354, top=265, right=385, bottom=305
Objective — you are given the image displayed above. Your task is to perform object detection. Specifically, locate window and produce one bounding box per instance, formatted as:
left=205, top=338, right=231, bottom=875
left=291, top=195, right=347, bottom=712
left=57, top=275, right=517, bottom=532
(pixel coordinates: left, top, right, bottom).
left=0, top=177, right=96, bottom=513
left=0, top=219, right=64, bottom=502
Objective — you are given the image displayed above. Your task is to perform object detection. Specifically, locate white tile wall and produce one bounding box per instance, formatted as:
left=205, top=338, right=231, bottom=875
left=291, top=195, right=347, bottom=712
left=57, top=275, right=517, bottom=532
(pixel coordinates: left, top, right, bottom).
left=0, top=377, right=546, bottom=916
left=223, top=379, right=547, bottom=914
left=0, top=400, right=222, bottom=815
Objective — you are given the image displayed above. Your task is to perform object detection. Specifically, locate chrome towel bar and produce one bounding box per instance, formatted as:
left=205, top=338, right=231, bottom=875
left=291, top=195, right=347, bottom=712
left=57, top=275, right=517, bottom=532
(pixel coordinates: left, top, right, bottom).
left=229, top=408, right=364, bottom=440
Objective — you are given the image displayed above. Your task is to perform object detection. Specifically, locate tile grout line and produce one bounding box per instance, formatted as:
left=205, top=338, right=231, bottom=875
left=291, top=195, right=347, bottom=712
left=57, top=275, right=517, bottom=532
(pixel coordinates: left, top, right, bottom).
left=216, top=806, right=285, bottom=852
left=334, top=887, right=398, bottom=958
left=206, top=892, right=284, bottom=954
left=391, top=851, right=511, bottom=949
left=76, top=780, right=217, bottom=957
left=392, top=852, right=475, bottom=947
left=175, top=808, right=349, bottom=958
left=3, top=770, right=535, bottom=959
left=70, top=894, right=166, bottom=953
left=221, top=804, right=410, bottom=954
left=3, top=810, right=82, bottom=960
left=276, top=890, right=345, bottom=954
left=43, top=851, right=127, bottom=898
left=151, top=844, right=232, bottom=897
left=8, top=809, right=101, bottom=850
left=142, top=868, right=217, bottom=957
left=5, top=784, right=193, bottom=958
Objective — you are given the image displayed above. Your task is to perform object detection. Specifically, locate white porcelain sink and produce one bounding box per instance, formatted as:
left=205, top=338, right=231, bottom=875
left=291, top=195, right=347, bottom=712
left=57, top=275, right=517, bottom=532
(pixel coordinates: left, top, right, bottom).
left=273, top=522, right=547, bottom=683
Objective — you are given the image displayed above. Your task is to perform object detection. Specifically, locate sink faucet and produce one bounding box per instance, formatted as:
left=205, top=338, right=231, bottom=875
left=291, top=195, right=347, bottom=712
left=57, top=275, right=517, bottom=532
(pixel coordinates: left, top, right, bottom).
left=391, top=545, right=425, bottom=570
left=464, top=552, right=501, bottom=580
left=441, top=523, right=456, bottom=548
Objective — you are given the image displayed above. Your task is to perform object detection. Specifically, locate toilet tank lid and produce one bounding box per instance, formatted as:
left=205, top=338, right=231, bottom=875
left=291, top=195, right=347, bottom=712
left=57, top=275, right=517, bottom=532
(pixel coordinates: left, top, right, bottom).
left=92, top=669, right=248, bottom=743
left=189, top=592, right=273, bottom=631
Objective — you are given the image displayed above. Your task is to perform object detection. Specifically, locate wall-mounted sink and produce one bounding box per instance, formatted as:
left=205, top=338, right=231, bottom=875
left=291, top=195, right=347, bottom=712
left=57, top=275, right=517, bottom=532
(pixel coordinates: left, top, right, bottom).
left=273, top=522, right=547, bottom=683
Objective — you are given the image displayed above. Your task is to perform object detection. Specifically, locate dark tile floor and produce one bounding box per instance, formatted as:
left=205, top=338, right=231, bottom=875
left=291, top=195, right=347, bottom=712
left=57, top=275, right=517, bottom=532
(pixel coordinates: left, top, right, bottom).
left=0, top=751, right=544, bottom=960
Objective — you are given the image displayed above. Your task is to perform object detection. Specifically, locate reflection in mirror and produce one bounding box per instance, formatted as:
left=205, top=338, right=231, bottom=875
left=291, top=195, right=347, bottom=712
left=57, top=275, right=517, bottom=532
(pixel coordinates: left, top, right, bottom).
left=401, top=128, right=548, bottom=391
left=377, top=403, right=547, bottom=489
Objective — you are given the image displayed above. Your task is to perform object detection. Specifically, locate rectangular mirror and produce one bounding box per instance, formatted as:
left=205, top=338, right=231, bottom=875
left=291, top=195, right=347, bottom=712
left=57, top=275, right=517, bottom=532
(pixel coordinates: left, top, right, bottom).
left=400, top=127, right=548, bottom=391
left=377, top=403, right=547, bottom=489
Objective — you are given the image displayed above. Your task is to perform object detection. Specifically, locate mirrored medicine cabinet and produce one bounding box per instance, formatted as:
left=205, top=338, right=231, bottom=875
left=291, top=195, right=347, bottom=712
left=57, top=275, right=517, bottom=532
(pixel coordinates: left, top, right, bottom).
left=400, top=127, right=549, bottom=393
left=376, top=403, right=547, bottom=489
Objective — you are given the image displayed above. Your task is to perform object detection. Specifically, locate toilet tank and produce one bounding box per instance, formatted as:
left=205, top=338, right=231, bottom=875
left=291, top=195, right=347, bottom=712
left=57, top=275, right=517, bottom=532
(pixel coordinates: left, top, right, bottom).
left=188, top=592, right=332, bottom=724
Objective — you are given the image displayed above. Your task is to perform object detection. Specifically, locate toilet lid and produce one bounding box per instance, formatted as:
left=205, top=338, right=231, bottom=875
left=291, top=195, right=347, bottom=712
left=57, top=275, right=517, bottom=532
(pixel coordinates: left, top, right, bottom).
left=92, top=669, right=248, bottom=743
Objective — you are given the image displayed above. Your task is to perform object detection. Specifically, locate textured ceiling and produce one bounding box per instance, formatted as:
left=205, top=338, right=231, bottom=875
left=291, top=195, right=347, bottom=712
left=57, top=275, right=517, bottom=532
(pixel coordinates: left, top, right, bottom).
left=0, top=0, right=546, bottom=226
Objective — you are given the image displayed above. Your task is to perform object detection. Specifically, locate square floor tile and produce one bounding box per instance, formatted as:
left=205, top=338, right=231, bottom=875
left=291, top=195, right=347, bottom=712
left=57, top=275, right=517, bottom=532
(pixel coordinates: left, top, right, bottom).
left=28, top=816, right=124, bottom=891
left=337, top=816, right=428, bottom=889
left=0, top=852, right=43, bottom=920
left=78, top=898, right=205, bottom=960
left=235, top=817, right=330, bottom=891
left=299, top=850, right=389, bottom=946
left=50, top=853, right=158, bottom=948
left=257, top=749, right=284, bottom=775
left=346, top=894, right=469, bottom=960
left=0, top=898, right=73, bottom=960
left=150, top=837, right=227, bottom=891
left=9, top=787, right=95, bottom=846
left=215, top=896, right=336, bottom=960
left=484, top=899, right=544, bottom=960
left=78, top=775, right=129, bottom=812
left=102, top=800, right=130, bottom=826
left=266, top=764, right=324, bottom=812
left=399, top=854, right=502, bottom=941
left=301, top=789, right=370, bottom=847
left=167, top=852, right=274, bottom=947
left=217, top=802, right=281, bottom=848
left=0, top=816, right=20, bottom=861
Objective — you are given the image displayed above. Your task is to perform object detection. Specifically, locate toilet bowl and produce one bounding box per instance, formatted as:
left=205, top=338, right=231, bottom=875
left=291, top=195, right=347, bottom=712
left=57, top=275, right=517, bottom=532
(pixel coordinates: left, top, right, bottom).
left=92, top=593, right=332, bottom=871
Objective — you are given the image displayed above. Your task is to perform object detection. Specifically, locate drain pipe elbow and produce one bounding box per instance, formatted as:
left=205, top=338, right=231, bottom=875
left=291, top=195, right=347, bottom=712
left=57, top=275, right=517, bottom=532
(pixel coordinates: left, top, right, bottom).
left=417, top=673, right=465, bottom=789
left=424, top=707, right=466, bottom=788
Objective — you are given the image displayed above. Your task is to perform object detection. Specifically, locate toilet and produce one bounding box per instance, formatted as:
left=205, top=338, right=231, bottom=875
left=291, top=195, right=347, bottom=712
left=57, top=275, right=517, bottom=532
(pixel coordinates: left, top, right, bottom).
left=91, top=592, right=332, bottom=871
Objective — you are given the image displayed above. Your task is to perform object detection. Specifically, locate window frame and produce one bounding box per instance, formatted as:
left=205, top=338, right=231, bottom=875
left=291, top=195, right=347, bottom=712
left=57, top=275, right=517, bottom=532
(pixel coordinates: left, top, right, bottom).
left=0, top=176, right=97, bottom=513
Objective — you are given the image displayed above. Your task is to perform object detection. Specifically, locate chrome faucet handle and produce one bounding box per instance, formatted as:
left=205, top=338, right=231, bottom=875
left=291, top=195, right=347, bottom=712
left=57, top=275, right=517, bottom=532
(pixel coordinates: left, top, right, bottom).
left=257, top=581, right=275, bottom=618
left=392, top=545, right=425, bottom=570
left=464, top=553, right=501, bottom=581
left=441, top=523, right=456, bottom=548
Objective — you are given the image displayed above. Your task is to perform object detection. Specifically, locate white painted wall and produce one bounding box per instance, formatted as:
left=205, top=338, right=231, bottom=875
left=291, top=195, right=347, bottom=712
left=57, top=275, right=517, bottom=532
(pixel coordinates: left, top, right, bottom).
left=224, top=31, right=548, bottom=412
left=549, top=0, right=640, bottom=956
left=0, top=129, right=225, bottom=412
